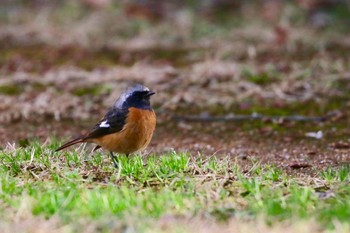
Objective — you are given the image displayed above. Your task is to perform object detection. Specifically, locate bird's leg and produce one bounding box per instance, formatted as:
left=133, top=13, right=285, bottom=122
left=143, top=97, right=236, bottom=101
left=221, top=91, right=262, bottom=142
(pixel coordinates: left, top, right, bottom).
left=109, top=152, right=118, bottom=169
left=126, top=153, right=129, bottom=157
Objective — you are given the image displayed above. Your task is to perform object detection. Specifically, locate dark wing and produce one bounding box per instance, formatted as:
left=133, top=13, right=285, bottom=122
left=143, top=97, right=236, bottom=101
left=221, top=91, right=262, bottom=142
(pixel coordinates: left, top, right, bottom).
left=84, top=107, right=128, bottom=139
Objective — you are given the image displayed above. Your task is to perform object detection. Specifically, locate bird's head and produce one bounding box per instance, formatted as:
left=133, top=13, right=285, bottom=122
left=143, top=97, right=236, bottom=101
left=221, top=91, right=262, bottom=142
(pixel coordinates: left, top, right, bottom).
left=114, top=84, right=155, bottom=110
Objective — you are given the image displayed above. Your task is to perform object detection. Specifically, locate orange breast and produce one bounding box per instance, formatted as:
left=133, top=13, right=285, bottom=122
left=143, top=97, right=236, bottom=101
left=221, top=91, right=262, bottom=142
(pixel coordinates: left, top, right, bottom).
left=92, top=107, right=156, bottom=154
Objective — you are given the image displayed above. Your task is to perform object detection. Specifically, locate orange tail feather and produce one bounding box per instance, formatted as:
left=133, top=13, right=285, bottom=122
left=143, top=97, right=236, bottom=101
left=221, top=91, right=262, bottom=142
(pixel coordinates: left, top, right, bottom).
left=55, top=137, right=85, bottom=152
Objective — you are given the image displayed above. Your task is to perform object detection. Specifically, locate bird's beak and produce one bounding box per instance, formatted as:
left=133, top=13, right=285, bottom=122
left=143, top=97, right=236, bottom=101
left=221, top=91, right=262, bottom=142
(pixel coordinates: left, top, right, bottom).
left=146, top=91, right=156, bottom=96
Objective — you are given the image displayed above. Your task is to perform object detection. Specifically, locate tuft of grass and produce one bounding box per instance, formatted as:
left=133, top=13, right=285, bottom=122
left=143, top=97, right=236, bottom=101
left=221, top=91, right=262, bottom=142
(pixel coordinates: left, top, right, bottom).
left=241, top=67, right=280, bottom=86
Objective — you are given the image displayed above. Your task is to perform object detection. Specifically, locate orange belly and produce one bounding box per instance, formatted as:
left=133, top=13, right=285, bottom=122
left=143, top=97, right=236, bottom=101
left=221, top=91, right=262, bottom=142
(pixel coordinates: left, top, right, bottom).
left=92, top=108, right=156, bottom=154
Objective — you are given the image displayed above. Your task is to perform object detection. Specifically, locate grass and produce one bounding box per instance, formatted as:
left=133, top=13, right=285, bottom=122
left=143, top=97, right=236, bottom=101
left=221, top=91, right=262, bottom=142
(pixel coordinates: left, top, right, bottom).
left=1, top=141, right=350, bottom=232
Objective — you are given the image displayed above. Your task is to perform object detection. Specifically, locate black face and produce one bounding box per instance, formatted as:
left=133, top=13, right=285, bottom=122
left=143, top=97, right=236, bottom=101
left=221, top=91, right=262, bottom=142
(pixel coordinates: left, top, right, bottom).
left=124, top=90, right=155, bottom=110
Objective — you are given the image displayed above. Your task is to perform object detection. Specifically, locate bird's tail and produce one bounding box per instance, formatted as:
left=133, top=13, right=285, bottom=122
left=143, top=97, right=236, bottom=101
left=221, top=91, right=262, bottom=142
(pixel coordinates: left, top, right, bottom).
left=55, top=137, right=85, bottom=152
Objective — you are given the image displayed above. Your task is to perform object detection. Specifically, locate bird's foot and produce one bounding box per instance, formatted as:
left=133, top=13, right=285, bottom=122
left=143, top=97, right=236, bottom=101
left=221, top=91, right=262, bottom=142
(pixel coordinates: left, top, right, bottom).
left=110, top=152, right=119, bottom=169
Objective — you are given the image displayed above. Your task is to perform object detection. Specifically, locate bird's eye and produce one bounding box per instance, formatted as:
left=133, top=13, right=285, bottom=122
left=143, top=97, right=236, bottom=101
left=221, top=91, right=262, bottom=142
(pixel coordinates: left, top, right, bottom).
left=141, top=91, right=148, bottom=96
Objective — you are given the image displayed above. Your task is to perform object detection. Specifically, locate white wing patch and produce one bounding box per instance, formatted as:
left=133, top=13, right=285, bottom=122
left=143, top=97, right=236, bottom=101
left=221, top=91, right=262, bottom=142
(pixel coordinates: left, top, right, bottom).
left=99, top=120, right=110, bottom=128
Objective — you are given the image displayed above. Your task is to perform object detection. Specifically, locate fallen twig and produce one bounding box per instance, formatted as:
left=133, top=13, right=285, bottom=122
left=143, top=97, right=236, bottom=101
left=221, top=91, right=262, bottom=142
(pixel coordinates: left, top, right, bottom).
left=173, top=111, right=342, bottom=123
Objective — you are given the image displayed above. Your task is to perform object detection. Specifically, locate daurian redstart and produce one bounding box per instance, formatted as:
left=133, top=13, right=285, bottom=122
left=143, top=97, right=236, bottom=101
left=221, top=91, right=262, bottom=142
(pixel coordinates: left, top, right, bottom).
left=56, top=84, right=156, bottom=168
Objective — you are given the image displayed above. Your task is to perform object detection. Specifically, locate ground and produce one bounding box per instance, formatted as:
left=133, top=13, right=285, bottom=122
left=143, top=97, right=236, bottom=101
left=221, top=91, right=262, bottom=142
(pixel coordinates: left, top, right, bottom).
left=1, top=1, right=350, bottom=232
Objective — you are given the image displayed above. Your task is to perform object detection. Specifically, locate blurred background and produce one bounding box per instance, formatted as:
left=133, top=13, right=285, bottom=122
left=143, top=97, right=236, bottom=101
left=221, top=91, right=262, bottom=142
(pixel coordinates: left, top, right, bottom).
left=1, top=0, right=350, bottom=158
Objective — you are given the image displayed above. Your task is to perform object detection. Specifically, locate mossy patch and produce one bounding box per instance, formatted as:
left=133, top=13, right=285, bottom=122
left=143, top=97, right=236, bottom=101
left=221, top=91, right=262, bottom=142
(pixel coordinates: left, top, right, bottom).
left=0, top=85, right=22, bottom=95
left=72, top=85, right=111, bottom=96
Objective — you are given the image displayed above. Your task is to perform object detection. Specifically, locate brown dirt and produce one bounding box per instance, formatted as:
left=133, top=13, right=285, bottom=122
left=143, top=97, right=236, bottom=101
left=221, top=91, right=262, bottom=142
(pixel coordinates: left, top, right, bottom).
left=3, top=114, right=350, bottom=176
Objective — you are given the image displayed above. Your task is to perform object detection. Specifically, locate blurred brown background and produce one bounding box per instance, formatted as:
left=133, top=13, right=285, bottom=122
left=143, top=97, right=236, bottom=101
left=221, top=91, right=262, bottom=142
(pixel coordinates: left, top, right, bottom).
left=1, top=1, right=350, bottom=164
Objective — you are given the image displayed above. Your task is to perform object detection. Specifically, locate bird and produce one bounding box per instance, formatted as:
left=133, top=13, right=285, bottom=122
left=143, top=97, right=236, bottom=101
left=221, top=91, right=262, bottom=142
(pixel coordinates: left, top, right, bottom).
left=56, top=84, right=156, bottom=168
